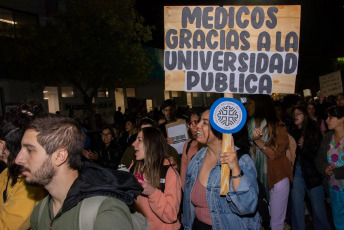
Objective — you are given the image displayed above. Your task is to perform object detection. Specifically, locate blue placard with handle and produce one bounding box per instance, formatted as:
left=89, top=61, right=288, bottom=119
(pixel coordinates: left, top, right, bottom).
left=210, top=97, right=247, bottom=134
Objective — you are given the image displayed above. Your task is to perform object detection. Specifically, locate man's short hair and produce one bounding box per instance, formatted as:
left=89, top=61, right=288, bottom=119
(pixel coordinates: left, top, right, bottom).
left=161, top=99, right=176, bottom=109
left=27, top=114, right=85, bottom=170
left=139, top=117, right=157, bottom=129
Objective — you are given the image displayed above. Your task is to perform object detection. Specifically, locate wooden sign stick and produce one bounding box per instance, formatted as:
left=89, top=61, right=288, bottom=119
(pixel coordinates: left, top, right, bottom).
left=220, top=93, right=233, bottom=196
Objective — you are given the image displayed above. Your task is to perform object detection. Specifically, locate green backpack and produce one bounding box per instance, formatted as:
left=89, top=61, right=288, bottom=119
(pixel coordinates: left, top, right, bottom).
left=37, top=196, right=150, bottom=230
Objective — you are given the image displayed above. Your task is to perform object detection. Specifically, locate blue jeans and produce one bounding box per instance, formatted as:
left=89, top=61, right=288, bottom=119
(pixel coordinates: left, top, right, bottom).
left=291, top=163, right=331, bottom=230
left=329, top=187, right=344, bottom=230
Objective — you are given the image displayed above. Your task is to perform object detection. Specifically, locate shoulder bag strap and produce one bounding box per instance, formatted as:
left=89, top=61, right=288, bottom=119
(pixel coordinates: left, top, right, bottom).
left=79, top=196, right=107, bottom=230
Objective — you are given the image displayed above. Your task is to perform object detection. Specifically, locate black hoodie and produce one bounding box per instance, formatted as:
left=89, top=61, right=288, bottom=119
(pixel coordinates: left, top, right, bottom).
left=60, top=161, right=143, bottom=214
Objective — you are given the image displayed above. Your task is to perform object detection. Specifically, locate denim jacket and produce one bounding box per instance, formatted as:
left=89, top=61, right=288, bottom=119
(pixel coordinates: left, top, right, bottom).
left=183, top=147, right=261, bottom=230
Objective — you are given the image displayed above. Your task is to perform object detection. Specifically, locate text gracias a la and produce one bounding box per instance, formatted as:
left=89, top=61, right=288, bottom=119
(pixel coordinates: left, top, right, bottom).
left=164, top=6, right=299, bottom=94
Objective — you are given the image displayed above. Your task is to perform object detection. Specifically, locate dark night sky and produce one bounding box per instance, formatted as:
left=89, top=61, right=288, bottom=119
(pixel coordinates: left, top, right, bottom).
left=136, top=0, right=344, bottom=93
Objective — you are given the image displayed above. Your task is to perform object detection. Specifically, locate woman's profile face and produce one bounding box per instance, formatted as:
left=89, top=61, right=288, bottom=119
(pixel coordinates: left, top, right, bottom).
left=196, top=110, right=217, bottom=145
left=125, top=121, right=134, bottom=132
left=132, top=130, right=145, bottom=161
left=326, top=114, right=343, bottom=131
left=189, top=113, right=199, bottom=138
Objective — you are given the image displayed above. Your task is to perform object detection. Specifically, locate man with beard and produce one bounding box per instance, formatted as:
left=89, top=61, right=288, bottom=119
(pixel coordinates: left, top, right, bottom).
left=15, top=114, right=143, bottom=230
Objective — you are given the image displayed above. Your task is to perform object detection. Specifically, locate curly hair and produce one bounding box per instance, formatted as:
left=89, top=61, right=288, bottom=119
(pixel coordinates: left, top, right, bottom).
left=0, top=100, right=47, bottom=186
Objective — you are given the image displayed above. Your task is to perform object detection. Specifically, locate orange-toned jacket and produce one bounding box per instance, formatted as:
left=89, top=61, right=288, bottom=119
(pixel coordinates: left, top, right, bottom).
left=255, top=121, right=294, bottom=189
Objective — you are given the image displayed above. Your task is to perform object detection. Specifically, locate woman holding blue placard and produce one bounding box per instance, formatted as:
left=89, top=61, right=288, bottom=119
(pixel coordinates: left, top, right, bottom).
left=183, top=110, right=261, bottom=230
left=246, top=94, right=293, bottom=230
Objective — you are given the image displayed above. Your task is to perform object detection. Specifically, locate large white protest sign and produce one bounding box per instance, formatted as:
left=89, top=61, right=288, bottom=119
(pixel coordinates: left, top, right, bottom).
left=164, top=6, right=301, bottom=94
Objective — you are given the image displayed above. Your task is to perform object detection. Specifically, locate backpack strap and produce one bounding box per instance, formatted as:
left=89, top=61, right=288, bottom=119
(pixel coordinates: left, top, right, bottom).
left=79, top=196, right=107, bottom=230
left=159, top=165, right=172, bottom=193
left=37, top=196, right=49, bottom=225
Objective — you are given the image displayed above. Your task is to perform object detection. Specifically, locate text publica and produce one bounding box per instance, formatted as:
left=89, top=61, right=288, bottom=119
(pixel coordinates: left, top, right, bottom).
left=186, top=71, right=273, bottom=94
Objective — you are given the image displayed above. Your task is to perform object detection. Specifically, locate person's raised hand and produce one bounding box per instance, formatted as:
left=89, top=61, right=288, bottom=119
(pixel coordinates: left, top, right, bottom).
left=139, top=179, right=156, bottom=196
left=253, top=128, right=263, bottom=141
left=325, top=165, right=334, bottom=176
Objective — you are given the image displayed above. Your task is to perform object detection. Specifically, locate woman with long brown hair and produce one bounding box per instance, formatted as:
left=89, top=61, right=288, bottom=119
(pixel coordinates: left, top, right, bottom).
left=290, top=105, right=330, bottom=230
left=132, top=127, right=181, bottom=230
left=183, top=110, right=260, bottom=230
left=246, top=94, right=293, bottom=230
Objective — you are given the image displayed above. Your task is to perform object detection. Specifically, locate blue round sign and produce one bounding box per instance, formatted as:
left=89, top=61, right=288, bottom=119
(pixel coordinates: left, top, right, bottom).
left=210, top=97, right=247, bottom=134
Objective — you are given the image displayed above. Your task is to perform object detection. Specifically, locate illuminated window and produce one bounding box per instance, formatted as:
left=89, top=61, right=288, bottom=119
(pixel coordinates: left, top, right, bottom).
left=172, top=91, right=181, bottom=97
left=115, top=88, right=125, bottom=110
left=187, top=93, right=192, bottom=108
left=0, top=8, right=38, bottom=37
left=43, top=87, right=59, bottom=113
left=164, top=91, right=170, bottom=100
left=97, top=88, right=109, bottom=97
left=61, top=86, right=74, bottom=98
left=146, top=99, right=153, bottom=112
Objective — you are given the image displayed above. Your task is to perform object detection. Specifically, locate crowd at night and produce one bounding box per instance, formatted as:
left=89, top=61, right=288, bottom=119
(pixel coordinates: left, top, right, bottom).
left=1, top=0, right=344, bottom=230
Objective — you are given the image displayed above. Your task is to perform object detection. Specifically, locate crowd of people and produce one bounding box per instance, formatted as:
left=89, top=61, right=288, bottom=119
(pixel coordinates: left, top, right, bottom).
left=0, top=93, right=344, bottom=230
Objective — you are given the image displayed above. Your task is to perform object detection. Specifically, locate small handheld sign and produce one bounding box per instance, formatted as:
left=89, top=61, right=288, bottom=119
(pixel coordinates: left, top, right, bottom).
left=210, top=96, right=247, bottom=195
left=210, top=98, right=247, bottom=134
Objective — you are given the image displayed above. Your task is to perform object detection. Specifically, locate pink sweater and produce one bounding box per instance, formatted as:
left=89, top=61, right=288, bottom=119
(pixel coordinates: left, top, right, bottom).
left=135, top=164, right=182, bottom=230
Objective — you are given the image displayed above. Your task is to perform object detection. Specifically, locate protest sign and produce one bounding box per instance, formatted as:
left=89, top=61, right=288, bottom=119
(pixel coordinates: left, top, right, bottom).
left=164, top=5, right=301, bottom=94
left=166, top=120, right=188, bottom=154
left=164, top=5, right=301, bottom=195
left=319, top=70, right=343, bottom=96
